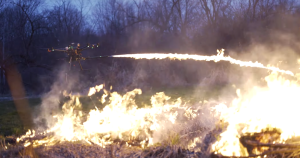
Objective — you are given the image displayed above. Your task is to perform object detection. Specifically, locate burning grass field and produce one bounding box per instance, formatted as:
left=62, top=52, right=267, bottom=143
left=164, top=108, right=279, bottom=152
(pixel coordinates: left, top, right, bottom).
left=0, top=86, right=226, bottom=158
left=3, top=73, right=300, bottom=158
left=1, top=51, right=300, bottom=158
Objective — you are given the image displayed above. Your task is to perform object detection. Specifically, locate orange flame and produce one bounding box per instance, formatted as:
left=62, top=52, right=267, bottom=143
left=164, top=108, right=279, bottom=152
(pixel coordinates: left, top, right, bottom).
left=212, top=72, right=300, bottom=156
left=18, top=88, right=199, bottom=149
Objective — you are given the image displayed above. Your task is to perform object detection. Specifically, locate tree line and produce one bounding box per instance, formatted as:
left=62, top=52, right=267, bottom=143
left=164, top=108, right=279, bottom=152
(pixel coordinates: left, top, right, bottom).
left=0, top=0, right=299, bottom=94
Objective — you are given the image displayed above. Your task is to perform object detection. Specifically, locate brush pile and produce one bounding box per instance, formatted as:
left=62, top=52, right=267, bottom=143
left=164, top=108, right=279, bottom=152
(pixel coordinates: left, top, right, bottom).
left=212, top=128, right=300, bottom=158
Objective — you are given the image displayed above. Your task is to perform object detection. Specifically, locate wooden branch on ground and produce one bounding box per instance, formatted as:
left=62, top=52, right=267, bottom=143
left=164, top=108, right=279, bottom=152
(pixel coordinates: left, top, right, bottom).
left=212, top=128, right=300, bottom=158
left=213, top=139, right=300, bottom=158
left=244, top=140, right=300, bottom=148
left=213, top=148, right=298, bottom=158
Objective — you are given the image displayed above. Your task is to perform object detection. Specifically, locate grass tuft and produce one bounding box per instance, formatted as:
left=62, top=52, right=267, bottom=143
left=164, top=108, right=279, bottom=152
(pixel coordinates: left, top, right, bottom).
left=170, top=133, right=180, bottom=145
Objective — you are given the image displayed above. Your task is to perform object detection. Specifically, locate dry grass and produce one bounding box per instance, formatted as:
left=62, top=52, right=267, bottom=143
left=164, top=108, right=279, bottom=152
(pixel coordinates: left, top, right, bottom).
left=0, top=141, right=203, bottom=158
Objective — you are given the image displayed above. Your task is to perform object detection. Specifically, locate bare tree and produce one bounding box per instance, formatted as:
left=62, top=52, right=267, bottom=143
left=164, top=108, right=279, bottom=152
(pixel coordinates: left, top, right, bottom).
left=93, top=0, right=132, bottom=53
left=43, top=0, right=86, bottom=46
left=141, top=0, right=179, bottom=33
left=12, top=0, right=42, bottom=56
left=198, top=0, right=232, bottom=29
left=173, top=0, right=199, bottom=36
left=0, top=0, right=54, bottom=94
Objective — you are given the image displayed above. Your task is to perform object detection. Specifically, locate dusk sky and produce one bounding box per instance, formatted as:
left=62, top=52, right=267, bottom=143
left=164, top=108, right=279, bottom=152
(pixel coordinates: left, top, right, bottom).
left=45, top=0, right=96, bottom=16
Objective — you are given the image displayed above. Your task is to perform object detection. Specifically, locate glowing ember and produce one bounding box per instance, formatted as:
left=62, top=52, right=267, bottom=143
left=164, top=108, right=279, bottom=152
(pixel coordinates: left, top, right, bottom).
left=112, top=49, right=294, bottom=76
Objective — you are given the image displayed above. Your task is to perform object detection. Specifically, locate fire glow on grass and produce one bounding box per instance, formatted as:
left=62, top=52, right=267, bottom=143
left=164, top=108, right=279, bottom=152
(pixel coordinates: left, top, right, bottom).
left=112, top=49, right=294, bottom=76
